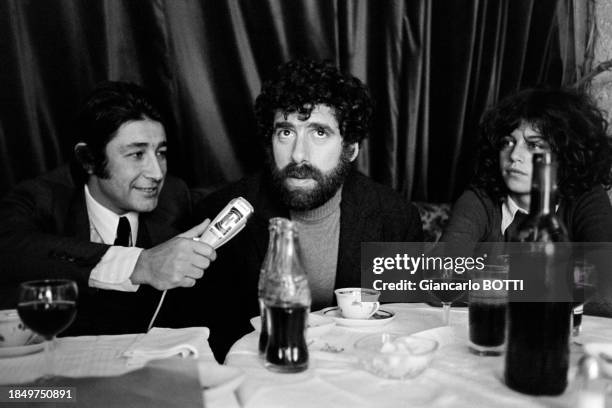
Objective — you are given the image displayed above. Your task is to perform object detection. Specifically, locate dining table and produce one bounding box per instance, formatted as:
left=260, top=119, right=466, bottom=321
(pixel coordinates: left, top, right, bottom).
left=0, top=304, right=610, bottom=408
left=222, top=303, right=612, bottom=408
left=0, top=326, right=242, bottom=407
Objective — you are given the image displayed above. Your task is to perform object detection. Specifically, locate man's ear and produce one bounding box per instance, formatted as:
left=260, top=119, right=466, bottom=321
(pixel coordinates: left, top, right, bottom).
left=74, top=143, right=94, bottom=174
left=348, top=143, right=359, bottom=162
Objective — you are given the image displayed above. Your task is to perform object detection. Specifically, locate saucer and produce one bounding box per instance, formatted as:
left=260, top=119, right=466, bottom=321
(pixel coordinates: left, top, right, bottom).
left=0, top=338, right=44, bottom=358
left=319, top=307, right=396, bottom=327
left=250, top=313, right=336, bottom=338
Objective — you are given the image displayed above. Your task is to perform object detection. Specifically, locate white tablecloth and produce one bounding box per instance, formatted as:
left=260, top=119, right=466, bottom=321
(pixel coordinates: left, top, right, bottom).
left=0, top=327, right=240, bottom=407
left=226, top=303, right=612, bottom=408
left=0, top=327, right=216, bottom=383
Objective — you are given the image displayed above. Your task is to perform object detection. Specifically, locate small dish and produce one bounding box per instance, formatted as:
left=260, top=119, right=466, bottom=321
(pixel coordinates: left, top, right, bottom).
left=354, top=333, right=438, bottom=380
left=199, top=362, right=245, bottom=400
left=250, top=313, right=336, bottom=338
left=319, top=307, right=396, bottom=327
left=0, top=337, right=44, bottom=358
left=0, top=309, right=34, bottom=348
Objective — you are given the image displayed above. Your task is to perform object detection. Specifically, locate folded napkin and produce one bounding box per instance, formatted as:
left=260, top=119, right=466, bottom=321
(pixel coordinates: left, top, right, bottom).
left=122, top=327, right=210, bottom=366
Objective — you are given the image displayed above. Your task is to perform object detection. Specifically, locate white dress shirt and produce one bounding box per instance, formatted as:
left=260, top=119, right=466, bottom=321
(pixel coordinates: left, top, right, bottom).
left=85, top=185, right=143, bottom=292
left=501, top=196, right=528, bottom=235
left=501, top=195, right=559, bottom=235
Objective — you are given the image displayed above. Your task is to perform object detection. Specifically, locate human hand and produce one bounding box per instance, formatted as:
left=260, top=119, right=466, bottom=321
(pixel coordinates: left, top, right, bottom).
left=130, top=219, right=217, bottom=290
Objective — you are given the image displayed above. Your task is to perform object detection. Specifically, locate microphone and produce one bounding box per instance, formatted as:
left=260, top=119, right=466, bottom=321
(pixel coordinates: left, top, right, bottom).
left=194, top=197, right=254, bottom=249
left=148, top=197, right=254, bottom=331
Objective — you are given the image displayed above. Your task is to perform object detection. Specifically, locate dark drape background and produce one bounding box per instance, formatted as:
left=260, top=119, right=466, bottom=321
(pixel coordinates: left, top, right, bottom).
left=0, top=0, right=575, bottom=202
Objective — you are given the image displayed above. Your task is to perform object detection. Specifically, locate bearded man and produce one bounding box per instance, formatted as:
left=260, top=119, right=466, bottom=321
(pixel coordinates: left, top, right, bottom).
left=194, top=59, right=423, bottom=361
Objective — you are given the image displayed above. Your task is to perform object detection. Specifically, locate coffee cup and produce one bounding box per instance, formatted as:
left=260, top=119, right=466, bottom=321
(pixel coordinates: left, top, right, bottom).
left=0, top=309, right=33, bottom=347
left=334, top=288, right=380, bottom=319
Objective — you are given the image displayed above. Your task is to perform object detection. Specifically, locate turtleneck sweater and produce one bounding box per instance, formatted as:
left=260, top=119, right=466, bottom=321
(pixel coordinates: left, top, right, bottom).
left=290, top=188, right=342, bottom=310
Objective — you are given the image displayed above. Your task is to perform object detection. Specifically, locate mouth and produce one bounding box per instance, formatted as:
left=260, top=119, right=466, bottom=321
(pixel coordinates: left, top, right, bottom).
left=505, top=168, right=528, bottom=177
left=285, top=177, right=316, bottom=188
left=134, top=186, right=160, bottom=196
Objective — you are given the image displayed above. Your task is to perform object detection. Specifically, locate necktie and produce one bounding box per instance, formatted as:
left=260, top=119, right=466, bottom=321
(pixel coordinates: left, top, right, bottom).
left=504, top=211, right=528, bottom=241
left=114, top=217, right=131, bottom=246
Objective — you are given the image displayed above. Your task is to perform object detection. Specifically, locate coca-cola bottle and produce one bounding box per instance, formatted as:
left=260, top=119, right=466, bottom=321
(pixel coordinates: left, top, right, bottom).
left=259, top=218, right=311, bottom=373
left=258, top=218, right=282, bottom=357
left=505, top=151, right=573, bottom=395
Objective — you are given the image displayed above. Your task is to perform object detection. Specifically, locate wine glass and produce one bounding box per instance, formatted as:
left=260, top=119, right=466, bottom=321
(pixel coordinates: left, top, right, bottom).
left=572, top=261, right=596, bottom=337
left=17, top=280, right=78, bottom=381
left=424, top=267, right=467, bottom=326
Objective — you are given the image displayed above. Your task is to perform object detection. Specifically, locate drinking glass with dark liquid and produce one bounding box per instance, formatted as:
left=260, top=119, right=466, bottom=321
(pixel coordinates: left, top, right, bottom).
left=17, top=279, right=78, bottom=381
left=468, top=263, right=508, bottom=356
left=259, top=218, right=311, bottom=373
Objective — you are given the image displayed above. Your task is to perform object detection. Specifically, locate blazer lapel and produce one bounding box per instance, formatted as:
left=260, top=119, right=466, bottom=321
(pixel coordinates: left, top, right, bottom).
left=65, top=188, right=91, bottom=241
left=335, top=172, right=381, bottom=289
left=248, top=173, right=289, bottom=264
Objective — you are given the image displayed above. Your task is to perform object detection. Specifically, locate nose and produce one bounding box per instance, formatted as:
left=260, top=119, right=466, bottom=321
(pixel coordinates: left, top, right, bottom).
left=290, top=133, right=309, bottom=164
left=509, top=141, right=527, bottom=163
left=143, top=153, right=165, bottom=181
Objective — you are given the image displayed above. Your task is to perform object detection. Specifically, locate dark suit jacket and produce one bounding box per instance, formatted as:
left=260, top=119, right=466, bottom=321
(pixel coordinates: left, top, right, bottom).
left=191, top=169, right=423, bottom=361
left=0, top=165, right=194, bottom=335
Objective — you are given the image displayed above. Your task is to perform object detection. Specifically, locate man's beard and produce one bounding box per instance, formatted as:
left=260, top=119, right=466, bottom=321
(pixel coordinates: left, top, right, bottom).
left=269, top=148, right=353, bottom=211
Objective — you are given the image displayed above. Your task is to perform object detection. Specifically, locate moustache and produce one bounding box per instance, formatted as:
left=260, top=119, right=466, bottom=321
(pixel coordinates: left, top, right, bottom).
left=280, top=163, right=324, bottom=183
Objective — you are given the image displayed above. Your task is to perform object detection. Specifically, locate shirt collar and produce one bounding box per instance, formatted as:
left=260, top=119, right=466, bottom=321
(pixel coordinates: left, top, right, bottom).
left=501, top=196, right=528, bottom=235
left=84, top=185, right=139, bottom=245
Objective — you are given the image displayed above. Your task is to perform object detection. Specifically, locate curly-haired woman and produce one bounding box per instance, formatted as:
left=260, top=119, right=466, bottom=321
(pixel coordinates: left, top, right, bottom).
left=441, top=87, right=612, bottom=316
left=442, top=87, right=612, bottom=245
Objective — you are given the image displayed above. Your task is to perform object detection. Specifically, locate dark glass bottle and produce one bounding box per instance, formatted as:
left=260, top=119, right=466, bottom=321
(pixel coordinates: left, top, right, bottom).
left=259, top=218, right=311, bottom=373
left=505, top=152, right=573, bottom=395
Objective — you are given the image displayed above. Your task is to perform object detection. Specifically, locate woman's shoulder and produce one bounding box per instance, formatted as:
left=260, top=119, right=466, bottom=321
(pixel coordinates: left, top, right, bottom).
left=563, top=185, right=612, bottom=213
left=454, top=186, right=498, bottom=213
left=441, top=186, right=502, bottom=243
left=560, top=185, right=612, bottom=242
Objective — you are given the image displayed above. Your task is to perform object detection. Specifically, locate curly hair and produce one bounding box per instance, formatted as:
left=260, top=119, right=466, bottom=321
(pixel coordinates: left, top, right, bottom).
left=254, top=59, right=373, bottom=146
left=472, top=87, right=612, bottom=202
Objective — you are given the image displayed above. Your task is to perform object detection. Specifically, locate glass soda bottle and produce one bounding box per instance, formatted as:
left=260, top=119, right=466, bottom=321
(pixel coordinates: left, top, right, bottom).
left=505, top=151, right=573, bottom=395
left=259, top=218, right=311, bottom=373
left=258, top=218, right=282, bottom=357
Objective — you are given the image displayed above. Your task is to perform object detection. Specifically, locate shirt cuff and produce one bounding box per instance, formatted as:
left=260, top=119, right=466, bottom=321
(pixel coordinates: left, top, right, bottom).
left=89, top=246, right=143, bottom=292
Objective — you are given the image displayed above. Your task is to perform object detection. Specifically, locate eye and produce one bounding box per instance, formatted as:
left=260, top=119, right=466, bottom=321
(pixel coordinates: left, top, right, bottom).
left=526, top=140, right=548, bottom=151
left=157, top=149, right=167, bottom=158
left=499, top=136, right=515, bottom=149
left=275, top=128, right=294, bottom=140
left=313, top=127, right=328, bottom=138
left=129, top=151, right=145, bottom=160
